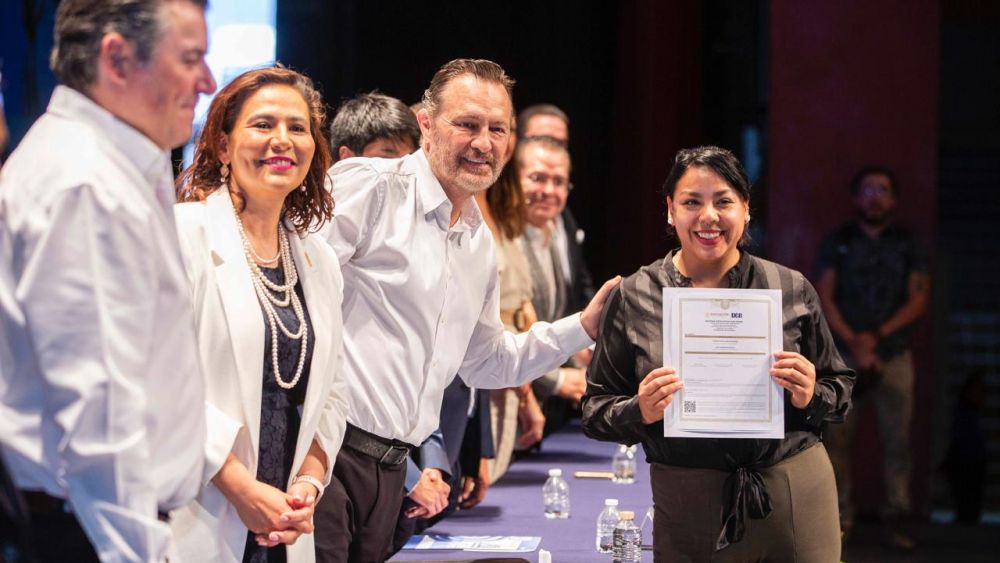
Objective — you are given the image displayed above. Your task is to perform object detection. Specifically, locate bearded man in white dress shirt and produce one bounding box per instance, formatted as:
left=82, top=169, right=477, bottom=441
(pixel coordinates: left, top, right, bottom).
left=0, top=1, right=216, bottom=561
left=313, top=59, right=619, bottom=562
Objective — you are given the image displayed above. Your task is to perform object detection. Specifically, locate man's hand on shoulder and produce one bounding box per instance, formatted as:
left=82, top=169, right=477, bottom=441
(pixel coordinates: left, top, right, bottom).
left=580, top=276, right=623, bottom=340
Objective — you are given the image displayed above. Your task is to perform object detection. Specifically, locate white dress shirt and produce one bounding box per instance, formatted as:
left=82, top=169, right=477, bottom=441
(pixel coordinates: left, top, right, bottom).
left=0, top=86, right=205, bottom=563
left=322, top=150, right=592, bottom=445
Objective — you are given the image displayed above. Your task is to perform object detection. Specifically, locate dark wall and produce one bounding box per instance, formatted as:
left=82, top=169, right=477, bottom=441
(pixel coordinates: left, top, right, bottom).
left=767, top=0, right=940, bottom=515
left=277, top=0, right=623, bottom=278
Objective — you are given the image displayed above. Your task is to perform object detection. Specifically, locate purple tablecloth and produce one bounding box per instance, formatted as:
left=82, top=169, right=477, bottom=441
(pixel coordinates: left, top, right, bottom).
left=391, top=421, right=654, bottom=562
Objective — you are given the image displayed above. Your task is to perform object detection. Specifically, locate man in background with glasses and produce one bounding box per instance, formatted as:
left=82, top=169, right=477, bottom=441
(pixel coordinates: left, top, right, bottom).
left=816, top=166, right=929, bottom=552
left=518, top=135, right=591, bottom=437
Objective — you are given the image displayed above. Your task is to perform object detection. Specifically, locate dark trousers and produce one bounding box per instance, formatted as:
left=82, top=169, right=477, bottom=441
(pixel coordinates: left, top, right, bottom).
left=314, top=446, right=408, bottom=563
left=20, top=498, right=99, bottom=563
left=1, top=454, right=31, bottom=563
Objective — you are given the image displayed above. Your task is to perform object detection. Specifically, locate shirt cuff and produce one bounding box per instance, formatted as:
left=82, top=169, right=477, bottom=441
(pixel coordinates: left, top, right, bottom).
left=552, top=312, right=593, bottom=355
left=804, top=389, right=832, bottom=427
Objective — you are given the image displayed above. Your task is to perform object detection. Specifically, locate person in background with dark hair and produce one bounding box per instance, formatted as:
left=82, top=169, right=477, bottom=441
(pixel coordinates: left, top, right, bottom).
left=818, top=166, right=929, bottom=551
left=480, top=126, right=546, bottom=483
left=583, top=146, right=853, bottom=561
left=329, top=92, right=419, bottom=162
left=0, top=1, right=215, bottom=561
left=313, top=58, right=619, bottom=562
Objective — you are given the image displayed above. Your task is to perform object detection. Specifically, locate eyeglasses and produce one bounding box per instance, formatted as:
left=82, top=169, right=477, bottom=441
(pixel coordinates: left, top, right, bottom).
left=859, top=185, right=893, bottom=198
left=525, top=172, right=573, bottom=192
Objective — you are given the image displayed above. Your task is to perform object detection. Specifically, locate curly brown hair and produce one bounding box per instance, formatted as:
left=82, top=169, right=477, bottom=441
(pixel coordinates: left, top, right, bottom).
left=176, top=65, right=333, bottom=232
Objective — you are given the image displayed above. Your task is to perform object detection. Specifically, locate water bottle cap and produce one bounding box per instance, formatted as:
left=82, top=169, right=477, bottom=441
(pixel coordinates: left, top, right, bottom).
left=604, top=498, right=619, bottom=506
left=548, top=468, right=562, bottom=477
left=619, top=511, right=635, bottom=520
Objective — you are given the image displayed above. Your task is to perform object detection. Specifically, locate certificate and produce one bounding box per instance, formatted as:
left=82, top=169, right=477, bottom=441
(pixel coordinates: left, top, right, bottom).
left=662, top=288, right=784, bottom=439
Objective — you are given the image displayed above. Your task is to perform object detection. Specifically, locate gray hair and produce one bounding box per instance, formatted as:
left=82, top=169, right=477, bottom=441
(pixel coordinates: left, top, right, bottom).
left=50, top=0, right=208, bottom=93
left=329, top=92, right=420, bottom=161
left=420, top=58, right=514, bottom=117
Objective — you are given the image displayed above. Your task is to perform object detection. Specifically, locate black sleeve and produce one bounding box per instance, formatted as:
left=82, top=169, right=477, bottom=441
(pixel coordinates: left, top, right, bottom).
left=800, top=276, right=856, bottom=426
left=563, top=209, right=597, bottom=310
left=814, top=228, right=842, bottom=276
left=581, top=284, right=647, bottom=444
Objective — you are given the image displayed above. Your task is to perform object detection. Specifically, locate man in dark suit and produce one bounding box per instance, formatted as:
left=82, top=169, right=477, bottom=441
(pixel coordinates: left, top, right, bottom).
left=518, top=104, right=596, bottom=314
left=517, top=134, right=595, bottom=436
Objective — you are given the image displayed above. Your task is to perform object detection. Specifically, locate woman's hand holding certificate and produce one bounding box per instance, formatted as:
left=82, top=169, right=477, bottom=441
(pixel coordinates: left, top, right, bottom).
left=638, top=367, right=684, bottom=424
left=770, top=351, right=816, bottom=409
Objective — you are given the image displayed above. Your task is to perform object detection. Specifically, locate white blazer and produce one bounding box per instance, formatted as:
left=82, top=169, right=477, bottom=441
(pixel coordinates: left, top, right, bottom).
left=169, top=189, right=348, bottom=563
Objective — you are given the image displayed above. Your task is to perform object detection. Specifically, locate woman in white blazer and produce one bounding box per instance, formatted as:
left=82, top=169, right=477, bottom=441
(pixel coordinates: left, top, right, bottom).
left=170, top=67, right=347, bottom=563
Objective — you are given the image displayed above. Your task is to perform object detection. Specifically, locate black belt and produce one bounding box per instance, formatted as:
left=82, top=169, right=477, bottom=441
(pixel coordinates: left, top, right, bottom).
left=20, top=490, right=170, bottom=523
left=343, top=424, right=412, bottom=466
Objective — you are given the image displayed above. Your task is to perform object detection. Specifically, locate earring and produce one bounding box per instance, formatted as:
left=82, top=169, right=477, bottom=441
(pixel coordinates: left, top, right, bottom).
left=745, top=214, right=751, bottom=223
left=219, top=162, right=229, bottom=182
left=667, top=215, right=674, bottom=226
left=299, top=184, right=307, bottom=193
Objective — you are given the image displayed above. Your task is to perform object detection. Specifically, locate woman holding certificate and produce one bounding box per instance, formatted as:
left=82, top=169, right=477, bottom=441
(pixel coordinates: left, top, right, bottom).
left=171, top=67, right=348, bottom=563
left=581, top=146, right=854, bottom=562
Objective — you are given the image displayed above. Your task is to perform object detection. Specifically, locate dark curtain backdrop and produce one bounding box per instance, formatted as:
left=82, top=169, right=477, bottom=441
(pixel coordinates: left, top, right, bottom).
left=767, top=0, right=940, bottom=515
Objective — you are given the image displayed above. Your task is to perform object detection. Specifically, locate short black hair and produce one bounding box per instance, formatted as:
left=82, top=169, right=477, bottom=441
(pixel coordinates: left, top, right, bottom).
left=850, top=165, right=898, bottom=196
left=329, top=91, right=420, bottom=161
left=661, top=145, right=750, bottom=201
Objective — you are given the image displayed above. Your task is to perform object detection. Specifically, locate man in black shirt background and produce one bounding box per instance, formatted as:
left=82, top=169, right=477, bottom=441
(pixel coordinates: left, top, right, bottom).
left=816, top=166, right=930, bottom=551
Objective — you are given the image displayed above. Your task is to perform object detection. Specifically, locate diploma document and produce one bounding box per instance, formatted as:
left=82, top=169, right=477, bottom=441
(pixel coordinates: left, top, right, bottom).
left=662, top=288, right=784, bottom=439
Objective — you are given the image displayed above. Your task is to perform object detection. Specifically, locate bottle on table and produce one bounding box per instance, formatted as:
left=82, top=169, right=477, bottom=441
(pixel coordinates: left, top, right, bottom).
left=612, top=510, right=642, bottom=562
left=595, top=498, right=620, bottom=553
left=542, top=468, right=570, bottom=519
left=612, top=444, right=637, bottom=484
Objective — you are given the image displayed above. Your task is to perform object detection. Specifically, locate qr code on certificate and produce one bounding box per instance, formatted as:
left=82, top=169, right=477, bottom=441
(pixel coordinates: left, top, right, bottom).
left=683, top=400, right=697, bottom=414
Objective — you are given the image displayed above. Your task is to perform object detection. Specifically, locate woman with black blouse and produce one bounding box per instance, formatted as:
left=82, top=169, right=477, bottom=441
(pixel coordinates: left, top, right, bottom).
left=581, top=146, right=853, bottom=562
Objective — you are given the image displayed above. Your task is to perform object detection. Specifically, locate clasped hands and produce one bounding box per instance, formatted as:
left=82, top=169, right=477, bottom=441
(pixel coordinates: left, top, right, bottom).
left=405, top=468, right=450, bottom=519
left=232, top=478, right=319, bottom=548
left=638, top=351, right=817, bottom=424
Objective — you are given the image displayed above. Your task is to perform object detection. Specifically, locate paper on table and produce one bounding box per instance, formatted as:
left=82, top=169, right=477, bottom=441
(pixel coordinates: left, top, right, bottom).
left=403, top=534, right=542, bottom=552
left=662, top=288, right=784, bottom=439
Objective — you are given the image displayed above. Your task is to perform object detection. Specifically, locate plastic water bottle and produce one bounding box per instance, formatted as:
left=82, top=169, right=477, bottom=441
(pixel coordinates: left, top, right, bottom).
left=542, top=468, right=570, bottom=519
left=612, top=444, right=637, bottom=484
left=612, top=510, right=642, bottom=562
left=595, top=498, right=620, bottom=553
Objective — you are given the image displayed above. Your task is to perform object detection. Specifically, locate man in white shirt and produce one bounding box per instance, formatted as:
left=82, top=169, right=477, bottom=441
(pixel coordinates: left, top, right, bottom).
left=0, top=1, right=216, bottom=561
left=315, top=59, right=618, bottom=562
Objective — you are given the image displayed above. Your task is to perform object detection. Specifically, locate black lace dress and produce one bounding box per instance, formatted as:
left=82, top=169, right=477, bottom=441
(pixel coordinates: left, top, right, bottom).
left=242, top=264, right=313, bottom=563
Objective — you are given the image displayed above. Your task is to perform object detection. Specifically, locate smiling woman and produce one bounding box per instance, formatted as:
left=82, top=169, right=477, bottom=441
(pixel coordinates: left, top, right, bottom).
left=171, top=67, right=348, bottom=563
left=582, top=146, right=855, bottom=562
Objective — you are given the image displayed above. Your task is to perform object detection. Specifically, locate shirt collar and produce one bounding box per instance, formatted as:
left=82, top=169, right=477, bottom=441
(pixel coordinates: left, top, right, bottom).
left=661, top=248, right=752, bottom=288
left=523, top=220, right=556, bottom=246
left=47, top=85, right=171, bottom=188
left=412, top=149, right=484, bottom=234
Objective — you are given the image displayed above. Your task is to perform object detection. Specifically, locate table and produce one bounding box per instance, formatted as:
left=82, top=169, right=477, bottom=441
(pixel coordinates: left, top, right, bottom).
left=391, top=421, right=654, bottom=562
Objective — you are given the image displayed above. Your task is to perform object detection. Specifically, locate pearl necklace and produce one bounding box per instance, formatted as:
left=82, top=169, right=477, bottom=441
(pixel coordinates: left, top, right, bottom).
left=233, top=206, right=309, bottom=390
